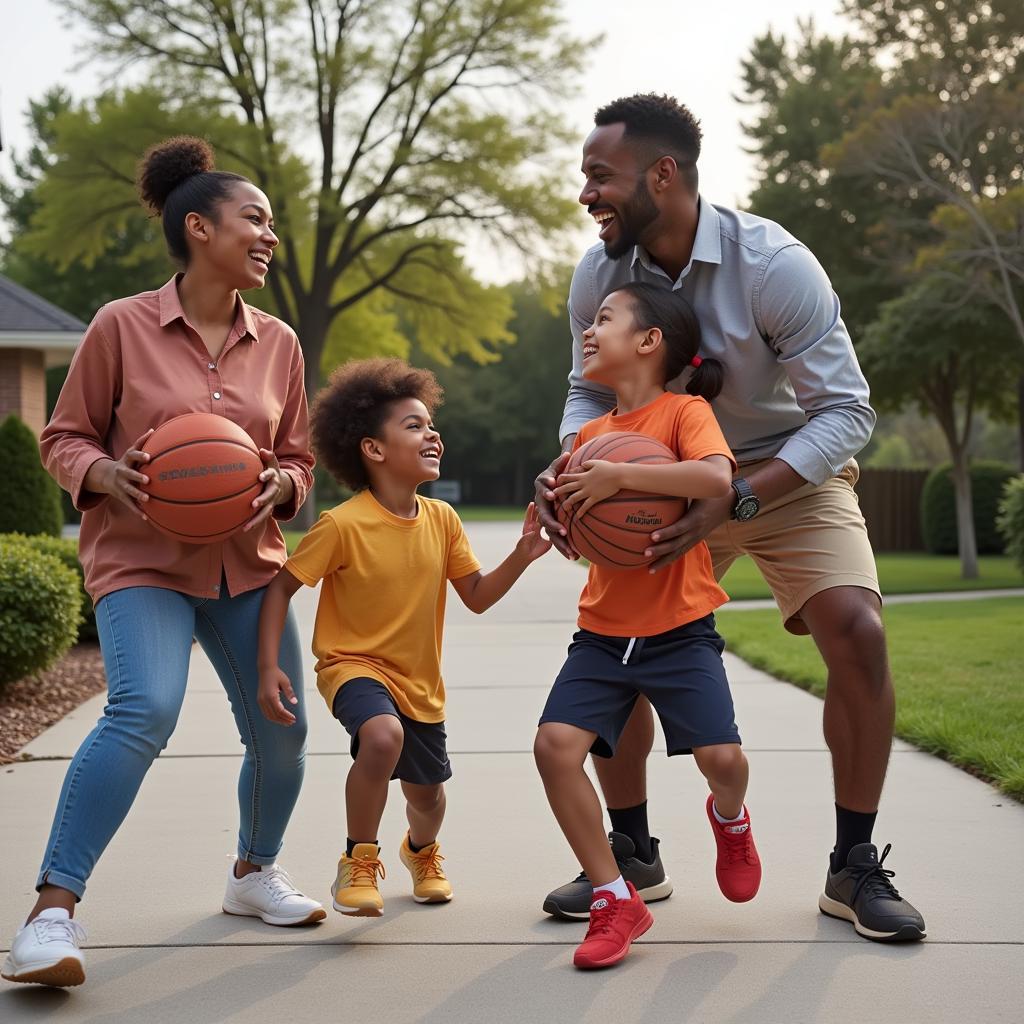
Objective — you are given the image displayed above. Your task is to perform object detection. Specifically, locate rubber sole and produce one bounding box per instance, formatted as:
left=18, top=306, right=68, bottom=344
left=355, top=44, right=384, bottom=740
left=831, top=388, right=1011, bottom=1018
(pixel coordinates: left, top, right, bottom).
left=1, top=956, right=85, bottom=987
left=222, top=903, right=327, bottom=926
left=543, top=877, right=673, bottom=921
left=818, top=892, right=926, bottom=942
left=573, top=908, right=654, bottom=969
left=332, top=900, right=383, bottom=917
left=412, top=893, right=453, bottom=903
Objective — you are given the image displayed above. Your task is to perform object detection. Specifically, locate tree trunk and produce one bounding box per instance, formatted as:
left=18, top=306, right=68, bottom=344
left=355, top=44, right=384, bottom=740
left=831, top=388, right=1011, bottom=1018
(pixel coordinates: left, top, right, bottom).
left=293, top=317, right=329, bottom=532
left=1018, top=372, right=1024, bottom=473
left=949, top=452, right=979, bottom=579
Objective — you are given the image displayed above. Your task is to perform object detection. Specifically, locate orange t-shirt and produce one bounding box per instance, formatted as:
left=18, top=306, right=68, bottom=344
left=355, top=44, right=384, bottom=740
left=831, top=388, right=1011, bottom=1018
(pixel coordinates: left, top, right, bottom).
left=573, top=392, right=736, bottom=637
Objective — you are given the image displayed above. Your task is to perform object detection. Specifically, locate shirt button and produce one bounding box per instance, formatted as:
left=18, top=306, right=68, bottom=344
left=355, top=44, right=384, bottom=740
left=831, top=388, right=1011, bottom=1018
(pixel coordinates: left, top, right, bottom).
left=212, top=584, right=221, bottom=593
left=213, top=391, right=221, bottom=400
left=208, top=362, right=216, bottom=370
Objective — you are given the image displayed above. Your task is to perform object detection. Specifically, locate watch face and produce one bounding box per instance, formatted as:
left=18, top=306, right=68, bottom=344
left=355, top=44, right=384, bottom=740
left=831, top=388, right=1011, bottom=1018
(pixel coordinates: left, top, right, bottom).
left=736, top=496, right=760, bottom=521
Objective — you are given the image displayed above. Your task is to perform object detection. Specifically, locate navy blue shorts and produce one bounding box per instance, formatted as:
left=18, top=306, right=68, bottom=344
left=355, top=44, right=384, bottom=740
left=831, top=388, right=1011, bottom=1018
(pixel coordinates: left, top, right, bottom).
left=332, top=678, right=451, bottom=786
left=539, top=614, right=741, bottom=758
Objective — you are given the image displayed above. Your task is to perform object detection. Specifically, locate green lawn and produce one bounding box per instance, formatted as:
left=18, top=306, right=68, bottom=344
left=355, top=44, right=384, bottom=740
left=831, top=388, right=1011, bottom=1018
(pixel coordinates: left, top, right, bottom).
left=720, top=553, right=1022, bottom=600
left=717, top=598, right=1024, bottom=800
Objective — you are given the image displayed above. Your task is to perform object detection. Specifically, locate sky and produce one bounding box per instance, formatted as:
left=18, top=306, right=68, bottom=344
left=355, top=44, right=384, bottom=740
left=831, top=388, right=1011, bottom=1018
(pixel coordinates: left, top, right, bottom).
left=0, top=0, right=852, bottom=276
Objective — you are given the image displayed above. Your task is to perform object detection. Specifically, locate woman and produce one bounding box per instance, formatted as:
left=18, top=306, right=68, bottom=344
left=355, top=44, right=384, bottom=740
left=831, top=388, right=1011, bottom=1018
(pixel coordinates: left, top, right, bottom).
left=3, top=136, right=323, bottom=990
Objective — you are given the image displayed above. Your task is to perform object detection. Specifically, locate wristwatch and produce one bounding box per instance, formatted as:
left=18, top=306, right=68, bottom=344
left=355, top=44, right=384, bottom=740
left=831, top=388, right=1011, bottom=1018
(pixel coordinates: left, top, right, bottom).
left=731, top=478, right=761, bottom=522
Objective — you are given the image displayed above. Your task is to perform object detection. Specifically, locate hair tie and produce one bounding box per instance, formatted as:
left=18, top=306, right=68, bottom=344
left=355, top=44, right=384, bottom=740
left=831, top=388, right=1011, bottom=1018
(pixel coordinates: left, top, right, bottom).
left=690, top=355, right=703, bottom=368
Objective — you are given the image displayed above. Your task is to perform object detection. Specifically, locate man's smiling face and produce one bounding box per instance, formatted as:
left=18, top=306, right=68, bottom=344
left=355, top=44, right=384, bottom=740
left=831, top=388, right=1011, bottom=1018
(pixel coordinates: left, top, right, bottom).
left=579, top=123, right=660, bottom=261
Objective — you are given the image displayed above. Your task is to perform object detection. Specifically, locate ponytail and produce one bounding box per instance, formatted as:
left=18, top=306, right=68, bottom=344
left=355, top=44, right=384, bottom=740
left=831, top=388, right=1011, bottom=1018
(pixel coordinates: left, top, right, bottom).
left=685, top=357, right=724, bottom=401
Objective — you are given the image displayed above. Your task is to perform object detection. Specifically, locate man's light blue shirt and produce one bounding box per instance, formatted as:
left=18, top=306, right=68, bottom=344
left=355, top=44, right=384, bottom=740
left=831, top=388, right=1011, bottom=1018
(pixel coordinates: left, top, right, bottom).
left=559, top=197, right=875, bottom=486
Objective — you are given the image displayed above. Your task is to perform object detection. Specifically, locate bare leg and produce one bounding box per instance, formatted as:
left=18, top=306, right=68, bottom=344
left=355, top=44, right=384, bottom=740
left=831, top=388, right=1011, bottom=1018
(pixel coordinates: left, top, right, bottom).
left=535, top=723, right=620, bottom=886
left=346, top=715, right=404, bottom=842
left=26, top=886, right=77, bottom=924
left=592, top=696, right=655, bottom=809
left=401, top=782, right=446, bottom=848
left=692, top=743, right=749, bottom=818
left=799, top=587, right=894, bottom=813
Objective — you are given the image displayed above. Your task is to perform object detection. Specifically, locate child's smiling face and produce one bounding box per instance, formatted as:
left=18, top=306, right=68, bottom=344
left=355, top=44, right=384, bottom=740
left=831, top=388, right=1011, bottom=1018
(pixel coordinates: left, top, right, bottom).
left=363, top=397, right=443, bottom=485
left=581, top=289, right=659, bottom=387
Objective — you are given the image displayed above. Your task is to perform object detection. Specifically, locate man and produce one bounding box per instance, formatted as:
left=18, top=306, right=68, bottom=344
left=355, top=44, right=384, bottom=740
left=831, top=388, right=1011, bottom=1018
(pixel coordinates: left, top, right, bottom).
left=535, top=94, right=925, bottom=942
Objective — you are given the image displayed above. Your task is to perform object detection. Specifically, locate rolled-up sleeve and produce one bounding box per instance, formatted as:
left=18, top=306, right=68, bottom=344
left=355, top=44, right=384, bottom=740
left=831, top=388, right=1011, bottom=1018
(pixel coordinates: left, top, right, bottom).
left=272, top=340, right=315, bottom=522
left=39, top=312, right=120, bottom=511
left=559, top=254, right=617, bottom=443
left=755, top=244, right=876, bottom=485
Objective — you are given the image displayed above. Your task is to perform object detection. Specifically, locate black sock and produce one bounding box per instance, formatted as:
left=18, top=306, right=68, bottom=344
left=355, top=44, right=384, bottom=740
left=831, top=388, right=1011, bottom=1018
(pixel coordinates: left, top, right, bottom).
left=346, top=837, right=378, bottom=858
left=408, top=837, right=434, bottom=853
left=608, top=801, right=653, bottom=862
left=832, top=804, right=877, bottom=873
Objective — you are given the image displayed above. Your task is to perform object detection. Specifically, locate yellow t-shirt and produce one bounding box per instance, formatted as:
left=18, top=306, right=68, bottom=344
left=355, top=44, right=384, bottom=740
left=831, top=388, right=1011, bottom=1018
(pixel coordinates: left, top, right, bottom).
left=284, top=490, right=480, bottom=722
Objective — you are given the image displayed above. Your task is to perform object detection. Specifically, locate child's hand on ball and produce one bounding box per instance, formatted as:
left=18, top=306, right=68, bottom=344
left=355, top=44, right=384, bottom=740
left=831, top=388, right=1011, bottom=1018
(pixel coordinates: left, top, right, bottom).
left=553, top=459, right=622, bottom=518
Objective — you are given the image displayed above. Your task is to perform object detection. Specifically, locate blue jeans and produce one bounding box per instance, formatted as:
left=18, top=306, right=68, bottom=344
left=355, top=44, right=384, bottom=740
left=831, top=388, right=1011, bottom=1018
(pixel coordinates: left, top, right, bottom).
left=36, top=584, right=307, bottom=899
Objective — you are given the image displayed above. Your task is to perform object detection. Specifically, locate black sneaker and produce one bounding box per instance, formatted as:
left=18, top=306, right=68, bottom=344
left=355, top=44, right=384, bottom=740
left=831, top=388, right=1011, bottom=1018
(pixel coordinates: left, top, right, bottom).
left=542, top=832, right=673, bottom=920
left=819, top=842, right=926, bottom=942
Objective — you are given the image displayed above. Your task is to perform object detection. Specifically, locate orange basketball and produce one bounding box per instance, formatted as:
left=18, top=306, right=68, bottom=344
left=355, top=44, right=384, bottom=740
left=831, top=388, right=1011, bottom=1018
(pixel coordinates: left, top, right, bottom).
left=554, top=431, right=686, bottom=569
left=140, top=413, right=264, bottom=544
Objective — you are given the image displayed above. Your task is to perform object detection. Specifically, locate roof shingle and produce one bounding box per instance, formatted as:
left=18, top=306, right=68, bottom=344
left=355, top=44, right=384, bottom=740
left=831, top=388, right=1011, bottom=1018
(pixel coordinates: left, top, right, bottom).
left=0, top=273, right=87, bottom=333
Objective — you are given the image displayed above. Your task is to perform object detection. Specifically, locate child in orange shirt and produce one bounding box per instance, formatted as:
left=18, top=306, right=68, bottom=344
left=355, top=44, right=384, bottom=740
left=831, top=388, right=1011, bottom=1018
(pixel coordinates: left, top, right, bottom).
left=536, top=283, right=761, bottom=969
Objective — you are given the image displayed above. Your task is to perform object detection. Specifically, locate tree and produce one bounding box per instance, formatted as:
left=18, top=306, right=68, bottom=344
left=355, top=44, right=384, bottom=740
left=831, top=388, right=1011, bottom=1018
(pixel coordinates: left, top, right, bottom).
left=417, top=275, right=572, bottom=504
left=0, top=88, right=168, bottom=320
left=24, top=0, right=587, bottom=524
left=859, top=276, right=1020, bottom=576
left=738, top=21, right=904, bottom=338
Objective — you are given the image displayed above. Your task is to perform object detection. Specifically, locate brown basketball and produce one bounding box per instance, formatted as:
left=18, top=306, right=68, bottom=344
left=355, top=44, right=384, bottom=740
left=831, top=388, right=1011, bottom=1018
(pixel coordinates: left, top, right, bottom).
left=554, top=431, right=686, bottom=569
left=140, top=413, right=264, bottom=544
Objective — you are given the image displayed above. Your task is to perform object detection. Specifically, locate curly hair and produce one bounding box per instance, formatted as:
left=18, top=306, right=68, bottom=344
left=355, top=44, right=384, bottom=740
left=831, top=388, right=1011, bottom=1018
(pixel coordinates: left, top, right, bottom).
left=137, top=135, right=248, bottom=266
left=310, top=358, right=444, bottom=491
left=594, top=94, right=702, bottom=191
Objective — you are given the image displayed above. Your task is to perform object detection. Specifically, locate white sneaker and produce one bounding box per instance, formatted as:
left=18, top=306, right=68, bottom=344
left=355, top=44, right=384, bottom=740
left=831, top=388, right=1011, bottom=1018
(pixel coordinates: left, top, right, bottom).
left=2, top=908, right=86, bottom=987
left=222, top=859, right=326, bottom=926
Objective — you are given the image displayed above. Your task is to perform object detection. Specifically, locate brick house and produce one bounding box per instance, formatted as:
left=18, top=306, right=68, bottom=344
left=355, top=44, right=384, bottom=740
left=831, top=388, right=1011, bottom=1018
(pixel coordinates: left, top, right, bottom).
left=0, top=273, right=85, bottom=436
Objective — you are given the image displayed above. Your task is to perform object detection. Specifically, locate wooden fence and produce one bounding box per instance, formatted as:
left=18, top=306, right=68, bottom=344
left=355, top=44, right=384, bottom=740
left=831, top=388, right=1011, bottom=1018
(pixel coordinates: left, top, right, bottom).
left=853, top=467, right=929, bottom=552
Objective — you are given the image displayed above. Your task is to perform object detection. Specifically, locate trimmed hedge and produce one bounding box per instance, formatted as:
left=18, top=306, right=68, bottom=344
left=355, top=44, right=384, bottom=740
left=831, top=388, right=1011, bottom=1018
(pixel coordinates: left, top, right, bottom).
left=997, top=476, right=1024, bottom=575
left=921, top=461, right=1016, bottom=555
left=0, top=535, right=82, bottom=685
left=4, top=533, right=96, bottom=642
left=0, top=415, right=62, bottom=537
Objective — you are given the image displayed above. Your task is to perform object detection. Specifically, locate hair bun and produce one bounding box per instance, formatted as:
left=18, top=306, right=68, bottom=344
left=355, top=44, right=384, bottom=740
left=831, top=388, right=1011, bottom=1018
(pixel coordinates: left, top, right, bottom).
left=137, top=136, right=215, bottom=213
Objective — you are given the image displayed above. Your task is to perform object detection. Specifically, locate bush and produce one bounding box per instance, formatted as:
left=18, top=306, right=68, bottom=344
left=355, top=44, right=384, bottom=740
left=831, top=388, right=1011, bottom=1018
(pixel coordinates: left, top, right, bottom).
left=921, top=461, right=1017, bottom=555
left=4, top=533, right=96, bottom=642
left=0, top=535, right=82, bottom=685
left=0, top=415, right=62, bottom=536
left=997, top=476, right=1024, bottom=575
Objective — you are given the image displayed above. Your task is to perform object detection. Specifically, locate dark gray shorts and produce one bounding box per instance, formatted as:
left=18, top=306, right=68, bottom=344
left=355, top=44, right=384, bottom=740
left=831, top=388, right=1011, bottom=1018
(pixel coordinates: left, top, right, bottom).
left=539, top=614, right=741, bottom=758
left=332, top=677, right=451, bottom=786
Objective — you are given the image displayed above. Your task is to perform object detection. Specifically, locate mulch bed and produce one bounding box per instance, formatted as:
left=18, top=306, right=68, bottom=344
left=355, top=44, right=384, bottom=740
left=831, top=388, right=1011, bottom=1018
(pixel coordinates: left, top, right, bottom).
left=0, top=644, right=106, bottom=764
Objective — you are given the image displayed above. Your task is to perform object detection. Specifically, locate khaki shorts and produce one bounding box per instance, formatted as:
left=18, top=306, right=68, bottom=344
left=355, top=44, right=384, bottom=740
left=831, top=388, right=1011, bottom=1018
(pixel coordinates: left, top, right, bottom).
left=707, top=460, right=880, bottom=635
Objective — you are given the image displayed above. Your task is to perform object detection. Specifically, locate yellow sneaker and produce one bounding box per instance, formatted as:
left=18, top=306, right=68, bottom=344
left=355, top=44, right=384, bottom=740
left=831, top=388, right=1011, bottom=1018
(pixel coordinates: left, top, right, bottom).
left=331, top=844, right=386, bottom=917
left=399, top=833, right=453, bottom=903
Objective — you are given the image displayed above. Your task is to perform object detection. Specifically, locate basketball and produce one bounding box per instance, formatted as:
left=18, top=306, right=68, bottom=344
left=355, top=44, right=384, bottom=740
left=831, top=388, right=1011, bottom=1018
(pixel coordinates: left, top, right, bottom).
left=554, top=431, right=686, bottom=569
left=140, top=413, right=264, bottom=544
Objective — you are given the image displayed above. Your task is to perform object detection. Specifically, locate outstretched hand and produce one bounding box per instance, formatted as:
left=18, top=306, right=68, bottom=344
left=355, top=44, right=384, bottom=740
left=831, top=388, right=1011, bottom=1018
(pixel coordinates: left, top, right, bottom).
left=516, top=502, right=554, bottom=562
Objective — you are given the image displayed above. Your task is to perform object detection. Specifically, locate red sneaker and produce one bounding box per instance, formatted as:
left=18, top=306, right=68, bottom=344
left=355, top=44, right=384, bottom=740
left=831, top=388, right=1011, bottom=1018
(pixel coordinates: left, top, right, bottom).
left=573, top=882, right=654, bottom=969
left=706, top=794, right=762, bottom=902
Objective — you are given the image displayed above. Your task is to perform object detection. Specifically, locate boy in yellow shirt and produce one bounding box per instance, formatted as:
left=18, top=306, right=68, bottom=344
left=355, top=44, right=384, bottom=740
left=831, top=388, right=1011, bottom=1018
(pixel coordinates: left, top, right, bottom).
left=257, top=358, right=551, bottom=916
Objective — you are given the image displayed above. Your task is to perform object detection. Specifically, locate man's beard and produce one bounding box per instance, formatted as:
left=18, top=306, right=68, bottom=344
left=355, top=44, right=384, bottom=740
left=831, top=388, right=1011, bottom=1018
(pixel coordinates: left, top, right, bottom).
left=604, top=178, right=659, bottom=260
